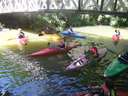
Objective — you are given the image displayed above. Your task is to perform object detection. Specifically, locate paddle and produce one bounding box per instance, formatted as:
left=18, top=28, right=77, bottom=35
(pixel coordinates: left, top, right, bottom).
left=7, top=38, right=16, bottom=41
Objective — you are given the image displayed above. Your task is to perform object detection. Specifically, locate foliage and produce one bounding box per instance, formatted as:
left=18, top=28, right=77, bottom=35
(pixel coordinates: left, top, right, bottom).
left=97, top=15, right=111, bottom=25
left=65, top=14, right=97, bottom=27
left=31, top=13, right=66, bottom=32
left=0, top=22, right=4, bottom=27
left=31, top=13, right=99, bottom=32
left=110, top=17, right=128, bottom=27
left=0, top=13, right=128, bottom=32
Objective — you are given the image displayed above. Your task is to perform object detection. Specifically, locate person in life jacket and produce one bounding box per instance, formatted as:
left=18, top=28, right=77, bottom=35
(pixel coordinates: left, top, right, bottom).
left=17, top=28, right=28, bottom=45
left=112, top=30, right=120, bottom=45
left=67, top=26, right=75, bottom=34
left=48, top=37, right=67, bottom=49
left=58, top=38, right=66, bottom=48
left=89, top=42, right=99, bottom=58
left=18, top=28, right=25, bottom=39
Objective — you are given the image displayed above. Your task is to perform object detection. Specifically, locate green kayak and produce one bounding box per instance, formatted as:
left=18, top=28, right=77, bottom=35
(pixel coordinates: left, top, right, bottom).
left=104, top=59, right=128, bottom=77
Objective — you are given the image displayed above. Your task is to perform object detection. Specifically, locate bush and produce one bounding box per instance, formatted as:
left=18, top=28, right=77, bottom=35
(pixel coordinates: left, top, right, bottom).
left=97, top=15, right=111, bottom=25
left=110, top=16, right=128, bottom=27
left=31, top=13, right=66, bottom=33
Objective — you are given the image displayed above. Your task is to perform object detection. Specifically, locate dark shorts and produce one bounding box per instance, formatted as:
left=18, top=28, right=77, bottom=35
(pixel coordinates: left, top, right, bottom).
left=59, top=44, right=65, bottom=48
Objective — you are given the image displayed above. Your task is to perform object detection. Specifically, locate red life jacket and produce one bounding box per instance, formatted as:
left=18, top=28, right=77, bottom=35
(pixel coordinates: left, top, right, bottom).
left=89, top=47, right=98, bottom=56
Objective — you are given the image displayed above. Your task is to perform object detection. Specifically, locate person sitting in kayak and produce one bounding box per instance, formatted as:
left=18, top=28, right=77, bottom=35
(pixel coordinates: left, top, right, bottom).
left=38, top=31, right=45, bottom=36
left=18, top=28, right=25, bottom=39
left=58, top=38, right=67, bottom=48
left=17, top=28, right=28, bottom=45
left=112, top=29, right=120, bottom=45
left=67, top=27, right=75, bottom=34
left=89, top=42, right=99, bottom=58
left=48, top=38, right=66, bottom=49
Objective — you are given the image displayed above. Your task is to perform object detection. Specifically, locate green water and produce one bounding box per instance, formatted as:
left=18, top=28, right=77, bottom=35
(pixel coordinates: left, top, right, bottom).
left=0, top=34, right=128, bottom=96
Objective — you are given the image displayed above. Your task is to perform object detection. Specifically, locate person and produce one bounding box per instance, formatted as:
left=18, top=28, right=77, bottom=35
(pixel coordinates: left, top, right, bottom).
left=17, top=28, right=25, bottom=39
left=17, top=28, right=28, bottom=45
left=112, top=30, right=120, bottom=45
left=48, top=38, right=67, bottom=49
left=58, top=38, right=66, bottom=48
left=115, top=30, right=120, bottom=36
left=0, top=25, right=3, bottom=31
left=89, top=42, right=99, bottom=58
left=0, top=23, right=3, bottom=31
left=38, top=31, right=45, bottom=36
left=67, top=27, right=74, bottom=34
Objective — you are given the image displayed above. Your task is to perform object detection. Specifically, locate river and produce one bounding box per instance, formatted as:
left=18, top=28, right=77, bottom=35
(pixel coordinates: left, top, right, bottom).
left=0, top=43, right=87, bottom=96
left=0, top=30, right=127, bottom=96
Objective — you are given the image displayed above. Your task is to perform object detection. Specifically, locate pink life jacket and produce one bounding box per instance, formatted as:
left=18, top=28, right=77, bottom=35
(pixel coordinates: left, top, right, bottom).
left=19, top=37, right=28, bottom=45
left=112, top=35, right=120, bottom=42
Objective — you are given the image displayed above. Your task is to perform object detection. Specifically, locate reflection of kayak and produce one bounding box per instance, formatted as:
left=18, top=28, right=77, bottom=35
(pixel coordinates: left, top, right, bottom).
left=29, top=44, right=79, bottom=57
left=61, top=31, right=86, bottom=39
left=18, top=37, right=28, bottom=45
left=66, top=48, right=107, bottom=71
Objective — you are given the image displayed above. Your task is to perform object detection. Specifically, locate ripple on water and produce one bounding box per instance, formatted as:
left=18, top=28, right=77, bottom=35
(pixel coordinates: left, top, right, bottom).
left=0, top=49, right=88, bottom=96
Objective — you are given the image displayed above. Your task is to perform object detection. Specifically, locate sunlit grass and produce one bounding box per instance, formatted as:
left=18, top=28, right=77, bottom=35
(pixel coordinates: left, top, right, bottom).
left=74, top=25, right=128, bottom=40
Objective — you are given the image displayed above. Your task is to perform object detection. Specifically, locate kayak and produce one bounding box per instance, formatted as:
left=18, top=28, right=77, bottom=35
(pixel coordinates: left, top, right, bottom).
left=61, top=31, right=86, bottom=39
left=66, top=48, right=107, bottom=71
left=104, top=58, right=128, bottom=77
left=29, top=44, right=79, bottom=57
left=66, top=55, right=88, bottom=71
left=1, top=32, right=61, bottom=51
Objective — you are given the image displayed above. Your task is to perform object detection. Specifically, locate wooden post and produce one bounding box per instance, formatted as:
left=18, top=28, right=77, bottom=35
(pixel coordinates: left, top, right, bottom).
left=100, top=0, right=104, bottom=11
left=97, top=0, right=99, bottom=4
left=113, top=0, right=118, bottom=11
left=78, top=0, right=81, bottom=11
left=47, top=0, right=50, bottom=10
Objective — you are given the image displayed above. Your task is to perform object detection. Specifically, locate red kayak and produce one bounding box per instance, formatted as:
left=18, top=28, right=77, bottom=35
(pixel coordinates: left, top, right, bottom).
left=29, top=44, right=79, bottom=57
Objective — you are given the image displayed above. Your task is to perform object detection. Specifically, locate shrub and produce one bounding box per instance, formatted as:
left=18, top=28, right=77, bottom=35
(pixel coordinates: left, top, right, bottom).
left=31, top=13, right=66, bottom=33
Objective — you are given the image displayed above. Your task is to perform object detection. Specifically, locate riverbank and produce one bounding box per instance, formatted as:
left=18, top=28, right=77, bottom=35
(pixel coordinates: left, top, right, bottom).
left=74, top=25, right=128, bottom=40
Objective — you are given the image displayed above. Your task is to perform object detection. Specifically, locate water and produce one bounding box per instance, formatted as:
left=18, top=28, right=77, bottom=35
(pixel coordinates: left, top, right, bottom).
left=0, top=45, right=86, bottom=96
left=1, top=33, right=127, bottom=96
